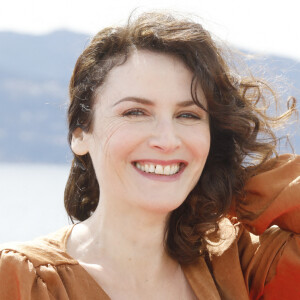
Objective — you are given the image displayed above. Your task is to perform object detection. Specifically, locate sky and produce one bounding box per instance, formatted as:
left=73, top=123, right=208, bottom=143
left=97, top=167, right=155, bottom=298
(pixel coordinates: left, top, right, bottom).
left=1, top=0, right=300, bottom=61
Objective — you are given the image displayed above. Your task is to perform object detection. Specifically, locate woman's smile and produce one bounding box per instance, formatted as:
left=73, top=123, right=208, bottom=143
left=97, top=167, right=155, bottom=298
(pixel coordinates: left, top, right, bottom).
left=132, top=159, right=187, bottom=181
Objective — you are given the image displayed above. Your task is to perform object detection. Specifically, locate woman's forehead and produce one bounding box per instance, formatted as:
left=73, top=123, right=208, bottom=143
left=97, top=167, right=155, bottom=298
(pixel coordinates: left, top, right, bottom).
left=95, top=50, right=207, bottom=108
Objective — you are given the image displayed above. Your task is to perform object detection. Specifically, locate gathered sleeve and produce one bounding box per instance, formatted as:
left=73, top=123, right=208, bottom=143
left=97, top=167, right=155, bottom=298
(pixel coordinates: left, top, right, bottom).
left=236, top=153, right=300, bottom=235
left=0, top=237, right=109, bottom=300
left=0, top=248, right=51, bottom=300
left=235, top=154, right=300, bottom=299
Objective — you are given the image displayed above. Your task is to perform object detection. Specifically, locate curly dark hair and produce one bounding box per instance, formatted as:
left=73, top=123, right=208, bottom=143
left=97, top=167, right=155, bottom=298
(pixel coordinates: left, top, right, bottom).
left=64, top=12, right=295, bottom=264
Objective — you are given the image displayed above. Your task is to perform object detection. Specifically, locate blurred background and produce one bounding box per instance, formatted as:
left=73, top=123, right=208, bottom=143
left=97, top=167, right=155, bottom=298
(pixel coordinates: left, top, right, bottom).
left=0, top=0, right=299, bottom=243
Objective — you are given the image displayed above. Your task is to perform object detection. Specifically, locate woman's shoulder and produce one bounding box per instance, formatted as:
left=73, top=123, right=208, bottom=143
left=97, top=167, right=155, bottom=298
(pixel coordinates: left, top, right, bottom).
left=0, top=225, right=84, bottom=299
left=0, top=225, right=77, bottom=268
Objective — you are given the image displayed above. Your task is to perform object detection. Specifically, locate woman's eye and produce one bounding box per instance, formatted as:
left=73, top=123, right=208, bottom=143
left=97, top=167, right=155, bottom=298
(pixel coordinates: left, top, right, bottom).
left=178, top=113, right=200, bottom=119
left=123, top=109, right=146, bottom=117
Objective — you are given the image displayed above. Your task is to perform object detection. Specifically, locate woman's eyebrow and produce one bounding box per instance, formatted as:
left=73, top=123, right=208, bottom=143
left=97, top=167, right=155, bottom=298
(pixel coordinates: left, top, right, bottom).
left=112, top=97, right=154, bottom=107
left=112, top=97, right=200, bottom=108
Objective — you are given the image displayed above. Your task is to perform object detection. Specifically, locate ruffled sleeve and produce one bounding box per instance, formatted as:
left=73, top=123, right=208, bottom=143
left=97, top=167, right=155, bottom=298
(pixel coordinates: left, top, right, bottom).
left=0, top=228, right=110, bottom=300
left=236, top=153, right=300, bottom=235
left=0, top=248, right=51, bottom=300
left=235, top=154, right=300, bottom=299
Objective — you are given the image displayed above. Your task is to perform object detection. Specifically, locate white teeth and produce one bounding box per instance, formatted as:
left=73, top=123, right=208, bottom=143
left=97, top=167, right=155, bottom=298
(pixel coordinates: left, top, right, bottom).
left=155, top=165, right=164, bottom=175
left=174, top=164, right=180, bottom=173
left=171, top=165, right=176, bottom=174
left=135, top=162, right=181, bottom=176
left=149, top=164, right=155, bottom=173
left=163, top=165, right=171, bottom=175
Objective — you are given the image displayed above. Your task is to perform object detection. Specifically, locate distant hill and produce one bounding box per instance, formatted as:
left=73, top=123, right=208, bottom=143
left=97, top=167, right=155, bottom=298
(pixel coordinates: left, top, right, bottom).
left=0, top=30, right=299, bottom=163
left=0, top=30, right=90, bottom=163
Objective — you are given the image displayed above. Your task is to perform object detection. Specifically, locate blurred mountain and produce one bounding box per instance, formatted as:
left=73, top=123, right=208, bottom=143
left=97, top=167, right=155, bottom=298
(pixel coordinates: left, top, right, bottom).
left=0, top=30, right=89, bottom=163
left=0, top=31, right=299, bottom=163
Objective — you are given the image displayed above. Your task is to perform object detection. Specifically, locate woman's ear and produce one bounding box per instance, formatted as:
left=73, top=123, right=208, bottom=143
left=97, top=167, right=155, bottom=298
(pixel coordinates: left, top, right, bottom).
left=71, top=127, right=90, bottom=155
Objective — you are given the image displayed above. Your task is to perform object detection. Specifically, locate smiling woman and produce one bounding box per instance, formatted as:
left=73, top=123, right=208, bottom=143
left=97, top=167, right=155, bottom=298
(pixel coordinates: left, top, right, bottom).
left=0, top=11, right=299, bottom=300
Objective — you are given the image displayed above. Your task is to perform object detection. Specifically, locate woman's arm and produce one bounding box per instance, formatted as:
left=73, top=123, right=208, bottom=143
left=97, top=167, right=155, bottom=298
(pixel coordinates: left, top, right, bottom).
left=235, top=154, right=300, bottom=235
left=235, top=154, right=300, bottom=299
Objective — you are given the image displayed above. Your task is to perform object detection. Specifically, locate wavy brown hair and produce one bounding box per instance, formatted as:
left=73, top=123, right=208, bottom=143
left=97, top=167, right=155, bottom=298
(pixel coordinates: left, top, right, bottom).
left=64, top=12, right=296, bottom=264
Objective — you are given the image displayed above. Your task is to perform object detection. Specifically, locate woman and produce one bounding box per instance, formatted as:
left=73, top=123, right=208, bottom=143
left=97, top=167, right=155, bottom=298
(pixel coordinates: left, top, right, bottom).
left=0, top=12, right=299, bottom=300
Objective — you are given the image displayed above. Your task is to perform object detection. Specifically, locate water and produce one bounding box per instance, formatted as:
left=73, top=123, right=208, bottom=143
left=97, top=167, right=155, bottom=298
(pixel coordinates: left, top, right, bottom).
left=0, top=164, right=72, bottom=243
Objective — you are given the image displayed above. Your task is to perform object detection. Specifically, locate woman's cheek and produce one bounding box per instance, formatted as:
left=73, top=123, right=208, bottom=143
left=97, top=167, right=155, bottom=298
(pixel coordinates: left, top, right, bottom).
left=100, top=120, right=148, bottom=158
left=182, top=125, right=210, bottom=155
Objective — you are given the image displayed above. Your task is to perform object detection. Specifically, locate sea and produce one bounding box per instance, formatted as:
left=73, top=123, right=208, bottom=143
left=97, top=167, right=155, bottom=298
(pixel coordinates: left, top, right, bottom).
left=0, top=164, right=72, bottom=244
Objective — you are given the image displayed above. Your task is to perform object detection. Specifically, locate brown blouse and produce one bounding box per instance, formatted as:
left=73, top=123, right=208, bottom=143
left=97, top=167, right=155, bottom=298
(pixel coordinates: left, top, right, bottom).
left=1, top=154, right=300, bottom=299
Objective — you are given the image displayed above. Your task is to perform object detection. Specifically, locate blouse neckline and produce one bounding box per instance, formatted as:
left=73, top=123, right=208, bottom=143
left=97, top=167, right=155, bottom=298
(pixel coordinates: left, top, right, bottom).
left=58, top=223, right=220, bottom=299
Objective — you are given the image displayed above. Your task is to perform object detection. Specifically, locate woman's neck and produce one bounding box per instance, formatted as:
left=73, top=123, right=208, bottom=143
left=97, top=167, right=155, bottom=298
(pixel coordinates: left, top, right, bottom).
left=67, top=197, right=177, bottom=285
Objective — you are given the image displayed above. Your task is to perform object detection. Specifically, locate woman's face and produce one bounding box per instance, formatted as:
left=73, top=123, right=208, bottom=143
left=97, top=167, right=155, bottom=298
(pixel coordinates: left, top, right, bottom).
left=74, top=50, right=210, bottom=214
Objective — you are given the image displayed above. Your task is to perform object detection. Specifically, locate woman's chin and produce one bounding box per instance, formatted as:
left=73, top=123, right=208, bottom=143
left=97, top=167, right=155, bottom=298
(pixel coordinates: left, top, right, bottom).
left=131, top=196, right=185, bottom=215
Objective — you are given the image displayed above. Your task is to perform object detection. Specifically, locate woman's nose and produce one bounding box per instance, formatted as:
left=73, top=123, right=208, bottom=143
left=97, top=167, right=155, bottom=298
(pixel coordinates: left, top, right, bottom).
left=148, top=119, right=182, bottom=153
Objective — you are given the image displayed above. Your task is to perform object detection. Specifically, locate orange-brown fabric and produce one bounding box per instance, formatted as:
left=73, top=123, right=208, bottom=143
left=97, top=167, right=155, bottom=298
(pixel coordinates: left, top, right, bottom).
left=0, top=154, right=299, bottom=299
left=0, top=227, right=110, bottom=300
